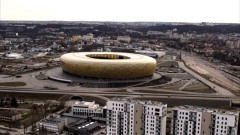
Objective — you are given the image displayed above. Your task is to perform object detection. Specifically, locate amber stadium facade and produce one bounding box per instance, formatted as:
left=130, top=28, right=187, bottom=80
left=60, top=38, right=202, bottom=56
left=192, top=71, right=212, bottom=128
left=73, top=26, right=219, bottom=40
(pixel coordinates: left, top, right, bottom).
left=60, top=52, right=157, bottom=79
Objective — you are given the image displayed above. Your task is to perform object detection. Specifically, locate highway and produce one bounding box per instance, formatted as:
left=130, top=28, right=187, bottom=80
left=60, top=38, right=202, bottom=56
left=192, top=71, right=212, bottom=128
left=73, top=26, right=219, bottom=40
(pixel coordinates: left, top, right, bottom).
left=0, top=87, right=238, bottom=110
left=177, top=61, right=235, bottom=96
left=0, top=87, right=238, bottom=100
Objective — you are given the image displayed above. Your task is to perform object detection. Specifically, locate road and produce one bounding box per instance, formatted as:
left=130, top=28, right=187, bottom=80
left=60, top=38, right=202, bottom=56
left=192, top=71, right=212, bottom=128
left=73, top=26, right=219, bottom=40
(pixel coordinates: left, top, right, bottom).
left=180, top=51, right=240, bottom=94
left=177, top=61, right=234, bottom=96
left=0, top=87, right=238, bottom=109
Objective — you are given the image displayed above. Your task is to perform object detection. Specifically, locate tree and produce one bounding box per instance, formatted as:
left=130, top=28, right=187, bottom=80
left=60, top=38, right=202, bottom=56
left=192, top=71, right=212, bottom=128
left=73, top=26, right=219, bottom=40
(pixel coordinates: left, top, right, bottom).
left=0, top=98, right=4, bottom=107
left=11, top=97, right=18, bottom=107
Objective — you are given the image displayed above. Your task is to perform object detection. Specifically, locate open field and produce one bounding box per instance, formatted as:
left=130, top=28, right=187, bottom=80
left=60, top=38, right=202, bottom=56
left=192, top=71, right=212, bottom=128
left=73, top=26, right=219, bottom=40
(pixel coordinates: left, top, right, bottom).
left=158, top=61, right=179, bottom=68
left=157, top=61, right=184, bottom=73
left=0, top=82, right=26, bottom=87
left=154, top=80, right=189, bottom=90
left=151, top=80, right=215, bottom=93
left=0, top=92, right=64, bottom=101
left=182, top=80, right=215, bottom=93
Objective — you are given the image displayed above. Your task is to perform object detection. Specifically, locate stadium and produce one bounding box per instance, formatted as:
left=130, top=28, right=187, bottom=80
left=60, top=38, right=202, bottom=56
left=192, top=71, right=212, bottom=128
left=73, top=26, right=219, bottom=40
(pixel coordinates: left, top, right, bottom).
left=47, top=52, right=169, bottom=88
left=60, top=52, right=156, bottom=79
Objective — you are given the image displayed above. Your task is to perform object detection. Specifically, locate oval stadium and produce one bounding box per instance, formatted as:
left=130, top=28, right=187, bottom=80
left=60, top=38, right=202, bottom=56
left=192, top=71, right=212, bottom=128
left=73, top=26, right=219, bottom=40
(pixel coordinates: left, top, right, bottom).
left=60, top=52, right=157, bottom=79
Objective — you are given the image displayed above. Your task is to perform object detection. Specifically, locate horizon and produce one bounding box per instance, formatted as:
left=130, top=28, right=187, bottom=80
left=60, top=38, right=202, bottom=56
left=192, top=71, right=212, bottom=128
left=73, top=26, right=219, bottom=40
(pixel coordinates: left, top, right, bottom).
left=1, top=0, right=240, bottom=23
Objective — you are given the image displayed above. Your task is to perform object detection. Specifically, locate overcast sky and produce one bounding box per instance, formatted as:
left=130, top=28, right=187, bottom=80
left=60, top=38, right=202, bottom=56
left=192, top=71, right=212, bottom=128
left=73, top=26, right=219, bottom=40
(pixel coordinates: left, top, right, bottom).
left=1, top=0, right=240, bottom=23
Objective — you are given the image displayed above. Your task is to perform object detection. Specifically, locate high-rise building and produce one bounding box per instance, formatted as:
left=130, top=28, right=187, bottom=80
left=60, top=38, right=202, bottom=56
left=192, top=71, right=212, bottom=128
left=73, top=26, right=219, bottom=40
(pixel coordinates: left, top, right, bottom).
left=106, top=98, right=167, bottom=135
left=171, top=106, right=240, bottom=135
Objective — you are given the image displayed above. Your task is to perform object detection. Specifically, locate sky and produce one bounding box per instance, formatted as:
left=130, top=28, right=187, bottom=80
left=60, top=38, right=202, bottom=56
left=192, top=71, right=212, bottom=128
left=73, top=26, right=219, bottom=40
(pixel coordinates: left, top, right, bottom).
left=0, top=0, right=240, bottom=23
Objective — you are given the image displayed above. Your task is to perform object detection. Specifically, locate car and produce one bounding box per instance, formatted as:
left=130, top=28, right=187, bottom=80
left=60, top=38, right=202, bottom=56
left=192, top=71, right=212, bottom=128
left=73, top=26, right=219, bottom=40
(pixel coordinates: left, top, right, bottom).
left=16, top=75, right=22, bottom=78
left=100, top=125, right=106, bottom=128
left=44, top=85, right=58, bottom=90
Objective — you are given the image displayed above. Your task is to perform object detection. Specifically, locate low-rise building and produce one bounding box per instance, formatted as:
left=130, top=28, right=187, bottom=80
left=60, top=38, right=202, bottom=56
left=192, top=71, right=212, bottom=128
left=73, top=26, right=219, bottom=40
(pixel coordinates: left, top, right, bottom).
left=0, top=108, right=23, bottom=122
left=39, top=118, right=65, bottom=133
left=71, top=101, right=106, bottom=118
left=117, top=36, right=131, bottom=43
left=82, top=34, right=94, bottom=41
left=68, top=121, right=101, bottom=135
left=0, top=111, right=22, bottom=122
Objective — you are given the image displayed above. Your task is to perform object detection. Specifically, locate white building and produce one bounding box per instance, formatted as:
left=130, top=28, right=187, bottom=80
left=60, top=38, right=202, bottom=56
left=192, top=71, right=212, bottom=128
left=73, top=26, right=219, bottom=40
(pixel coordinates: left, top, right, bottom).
left=39, top=118, right=65, bottom=133
left=117, top=36, right=131, bottom=43
left=95, top=36, right=103, bottom=44
left=71, top=101, right=105, bottom=117
left=226, top=40, right=240, bottom=49
left=171, top=106, right=240, bottom=135
left=106, top=98, right=167, bottom=135
left=5, top=53, right=24, bottom=59
left=82, top=34, right=94, bottom=41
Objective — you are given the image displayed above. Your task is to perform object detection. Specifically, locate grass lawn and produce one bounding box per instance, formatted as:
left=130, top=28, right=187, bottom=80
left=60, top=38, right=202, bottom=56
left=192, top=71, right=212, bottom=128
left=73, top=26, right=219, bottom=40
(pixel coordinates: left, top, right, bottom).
left=0, top=82, right=26, bottom=87
left=0, top=92, right=65, bottom=101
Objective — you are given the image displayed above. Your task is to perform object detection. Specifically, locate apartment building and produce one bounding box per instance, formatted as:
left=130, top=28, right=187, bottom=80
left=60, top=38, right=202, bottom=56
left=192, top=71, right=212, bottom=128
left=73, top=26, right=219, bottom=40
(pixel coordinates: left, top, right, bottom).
left=106, top=98, right=167, bottom=135
left=171, top=106, right=239, bottom=135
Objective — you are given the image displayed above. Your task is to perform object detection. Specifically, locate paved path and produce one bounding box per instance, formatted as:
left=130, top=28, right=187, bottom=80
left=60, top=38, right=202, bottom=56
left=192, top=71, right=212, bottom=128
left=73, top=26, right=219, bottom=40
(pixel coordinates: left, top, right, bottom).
left=179, top=79, right=195, bottom=90
left=177, top=61, right=234, bottom=96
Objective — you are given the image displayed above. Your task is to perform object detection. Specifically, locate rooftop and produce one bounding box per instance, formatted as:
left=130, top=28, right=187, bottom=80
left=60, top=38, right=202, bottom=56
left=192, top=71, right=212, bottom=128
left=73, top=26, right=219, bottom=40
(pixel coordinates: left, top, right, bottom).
left=110, top=98, right=167, bottom=107
left=76, top=122, right=100, bottom=130
left=40, top=118, right=64, bottom=124
left=173, top=105, right=240, bottom=116
left=73, top=101, right=100, bottom=109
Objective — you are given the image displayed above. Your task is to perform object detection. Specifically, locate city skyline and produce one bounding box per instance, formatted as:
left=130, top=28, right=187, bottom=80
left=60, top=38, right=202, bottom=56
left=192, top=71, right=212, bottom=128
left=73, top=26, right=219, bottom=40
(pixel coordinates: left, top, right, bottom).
left=1, top=0, right=240, bottom=23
